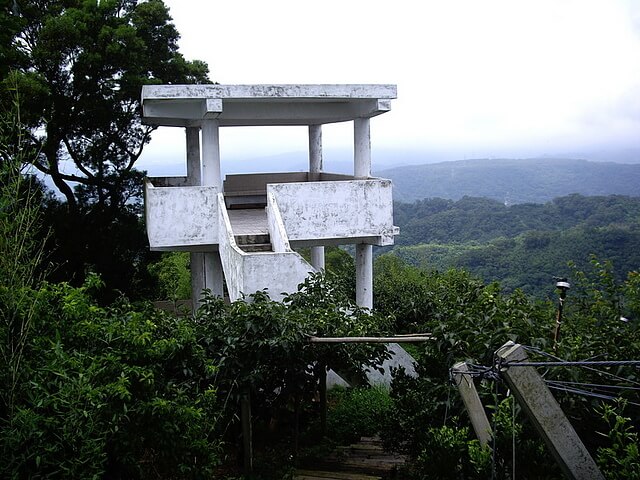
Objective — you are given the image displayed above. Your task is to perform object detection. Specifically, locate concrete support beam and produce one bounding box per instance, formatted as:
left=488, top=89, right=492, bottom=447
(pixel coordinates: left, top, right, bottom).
left=186, top=126, right=204, bottom=311
left=309, top=124, right=323, bottom=173
left=308, top=124, right=325, bottom=270
left=201, top=118, right=222, bottom=190
left=200, top=119, right=224, bottom=298
left=496, top=342, right=604, bottom=480
left=190, top=252, right=205, bottom=310
left=354, top=117, right=371, bottom=178
left=310, top=247, right=325, bottom=270
left=452, top=362, right=492, bottom=446
left=204, top=251, right=224, bottom=298
left=355, top=243, right=373, bottom=309
left=186, top=127, right=202, bottom=186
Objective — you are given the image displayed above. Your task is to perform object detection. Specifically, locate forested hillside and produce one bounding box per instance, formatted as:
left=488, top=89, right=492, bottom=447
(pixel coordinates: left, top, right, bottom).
left=389, top=194, right=640, bottom=296
left=378, top=158, right=640, bottom=203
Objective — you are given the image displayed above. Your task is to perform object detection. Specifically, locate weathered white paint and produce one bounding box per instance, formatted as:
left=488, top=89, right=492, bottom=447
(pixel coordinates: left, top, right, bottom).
left=145, top=179, right=219, bottom=251
left=143, top=84, right=397, bottom=100
left=354, top=117, right=371, bottom=178
left=267, top=179, right=397, bottom=246
left=355, top=243, right=373, bottom=309
left=217, top=194, right=315, bottom=302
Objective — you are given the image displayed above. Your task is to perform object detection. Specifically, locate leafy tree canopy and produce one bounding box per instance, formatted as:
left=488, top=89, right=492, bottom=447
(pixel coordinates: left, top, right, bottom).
left=1, top=0, right=210, bottom=210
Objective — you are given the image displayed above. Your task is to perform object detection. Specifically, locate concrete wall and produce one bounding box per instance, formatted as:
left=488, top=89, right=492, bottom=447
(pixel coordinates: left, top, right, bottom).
left=267, top=179, right=397, bottom=246
left=145, top=179, right=219, bottom=251
left=266, top=192, right=292, bottom=253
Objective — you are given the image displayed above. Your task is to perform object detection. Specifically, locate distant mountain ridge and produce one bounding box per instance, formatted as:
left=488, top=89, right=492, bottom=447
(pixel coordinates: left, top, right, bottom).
left=375, top=158, right=640, bottom=204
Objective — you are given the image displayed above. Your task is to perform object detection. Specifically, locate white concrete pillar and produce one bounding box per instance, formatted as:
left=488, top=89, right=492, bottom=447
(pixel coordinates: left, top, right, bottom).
left=311, top=248, right=325, bottom=271
left=186, top=126, right=202, bottom=186
left=201, top=118, right=222, bottom=190
left=190, top=252, right=205, bottom=309
left=309, top=124, right=323, bottom=174
left=354, top=118, right=373, bottom=308
left=309, top=124, right=325, bottom=270
left=204, top=252, right=224, bottom=298
left=186, top=126, right=205, bottom=310
left=201, top=118, right=224, bottom=297
left=355, top=244, right=373, bottom=309
left=354, top=117, right=371, bottom=178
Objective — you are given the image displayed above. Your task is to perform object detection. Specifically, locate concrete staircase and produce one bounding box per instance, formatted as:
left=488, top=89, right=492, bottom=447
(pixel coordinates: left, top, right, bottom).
left=218, top=196, right=315, bottom=302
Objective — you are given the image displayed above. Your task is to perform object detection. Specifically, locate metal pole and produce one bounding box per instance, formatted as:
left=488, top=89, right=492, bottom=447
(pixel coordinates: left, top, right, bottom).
left=553, top=278, right=570, bottom=352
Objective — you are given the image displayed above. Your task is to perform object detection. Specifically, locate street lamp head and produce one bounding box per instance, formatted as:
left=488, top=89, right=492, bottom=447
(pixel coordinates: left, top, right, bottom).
left=553, top=276, right=570, bottom=291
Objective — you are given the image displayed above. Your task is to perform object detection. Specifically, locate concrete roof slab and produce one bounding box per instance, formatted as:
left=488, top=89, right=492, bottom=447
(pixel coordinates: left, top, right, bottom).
left=141, top=84, right=396, bottom=127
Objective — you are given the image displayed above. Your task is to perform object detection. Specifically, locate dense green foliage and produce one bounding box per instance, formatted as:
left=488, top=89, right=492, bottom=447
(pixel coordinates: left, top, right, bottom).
left=196, top=272, right=391, bottom=434
left=380, top=158, right=640, bottom=204
left=390, top=194, right=640, bottom=296
left=394, top=194, right=640, bottom=245
left=373, top=256, right=640, bottom=479
left=1, top=277, right=223, bottom=478
left=326, top=386, right=393, bottom=444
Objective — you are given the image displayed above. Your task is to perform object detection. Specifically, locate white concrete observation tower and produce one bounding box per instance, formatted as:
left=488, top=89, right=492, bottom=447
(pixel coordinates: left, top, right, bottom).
left=141, top=84, right=398, bottom=309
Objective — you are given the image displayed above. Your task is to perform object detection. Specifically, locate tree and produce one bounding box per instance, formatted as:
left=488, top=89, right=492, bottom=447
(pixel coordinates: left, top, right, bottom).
left=1, top=1, right=210, bottom=298
left=1, top=0, right=210, bottom=211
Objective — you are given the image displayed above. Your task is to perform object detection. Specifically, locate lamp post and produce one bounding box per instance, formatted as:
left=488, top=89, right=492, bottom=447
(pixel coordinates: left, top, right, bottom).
left=553, top=277, right=570, bottom=352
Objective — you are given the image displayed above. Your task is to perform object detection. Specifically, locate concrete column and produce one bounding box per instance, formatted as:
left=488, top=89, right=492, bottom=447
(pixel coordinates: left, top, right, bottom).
left=309, top=124, right=325, bottom=270
left=201, top=118, right=222, bottom=189
left=309, top=124, right=323, bottom=174
left=311, top=248, right=325, bottom=270
left=496, top=342, right=604, bottom=480
left=355, top=243, right=373, bottom=309
left=204, top=252, right=224, bottom=298
left=452, top=362, right=492, bottom=446
left=186, top=127, right=204, bottom=311
left=354, top=117, right=371, bottom=178
left=186, top=127, right=202, bottom=186
left=190, top=252, right=205, bottom=309
left=354, top=118, right=373, bottom=308
left=201, top=118, right=224, bottom=297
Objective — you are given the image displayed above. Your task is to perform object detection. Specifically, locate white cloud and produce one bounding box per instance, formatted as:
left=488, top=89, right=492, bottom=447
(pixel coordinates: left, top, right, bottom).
left=140, top=0, right=640, bottom=169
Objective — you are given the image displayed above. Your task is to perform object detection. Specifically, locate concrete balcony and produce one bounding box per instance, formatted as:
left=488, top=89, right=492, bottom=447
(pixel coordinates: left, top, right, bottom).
left=267, top=177, right=398, bottom=247
left=145, top=172, right=398, bottom=252
left=144, top=177, right=219, bottom=251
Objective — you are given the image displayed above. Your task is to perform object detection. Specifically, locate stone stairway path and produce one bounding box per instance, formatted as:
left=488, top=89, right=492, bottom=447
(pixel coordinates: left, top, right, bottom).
left=294, top=436, right=406, bottom=480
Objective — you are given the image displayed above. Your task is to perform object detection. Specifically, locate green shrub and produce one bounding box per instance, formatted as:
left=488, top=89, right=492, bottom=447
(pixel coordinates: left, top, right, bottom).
left=327, top=385, right=393, bottom=444
left=1, top=278, right=223, bottom=479
left=597, top=402, right=640, bottom=479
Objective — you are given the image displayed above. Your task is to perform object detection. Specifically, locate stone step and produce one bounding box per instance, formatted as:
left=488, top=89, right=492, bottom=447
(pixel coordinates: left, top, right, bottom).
left=235, top=233, right=270, bottom=245
left=238, top=242, right=272, bottom=253
left=293, top=470, right=381, bottom=480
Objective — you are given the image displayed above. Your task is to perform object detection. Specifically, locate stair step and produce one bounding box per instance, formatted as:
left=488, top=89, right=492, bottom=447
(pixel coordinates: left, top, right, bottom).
left=238, top=243, right=272, bottom=253
left=235, top=233, right=270, bottom=245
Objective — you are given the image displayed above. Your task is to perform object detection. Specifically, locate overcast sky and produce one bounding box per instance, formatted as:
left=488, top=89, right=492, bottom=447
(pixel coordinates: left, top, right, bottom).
left=139, top=0, right=640, bottom=172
